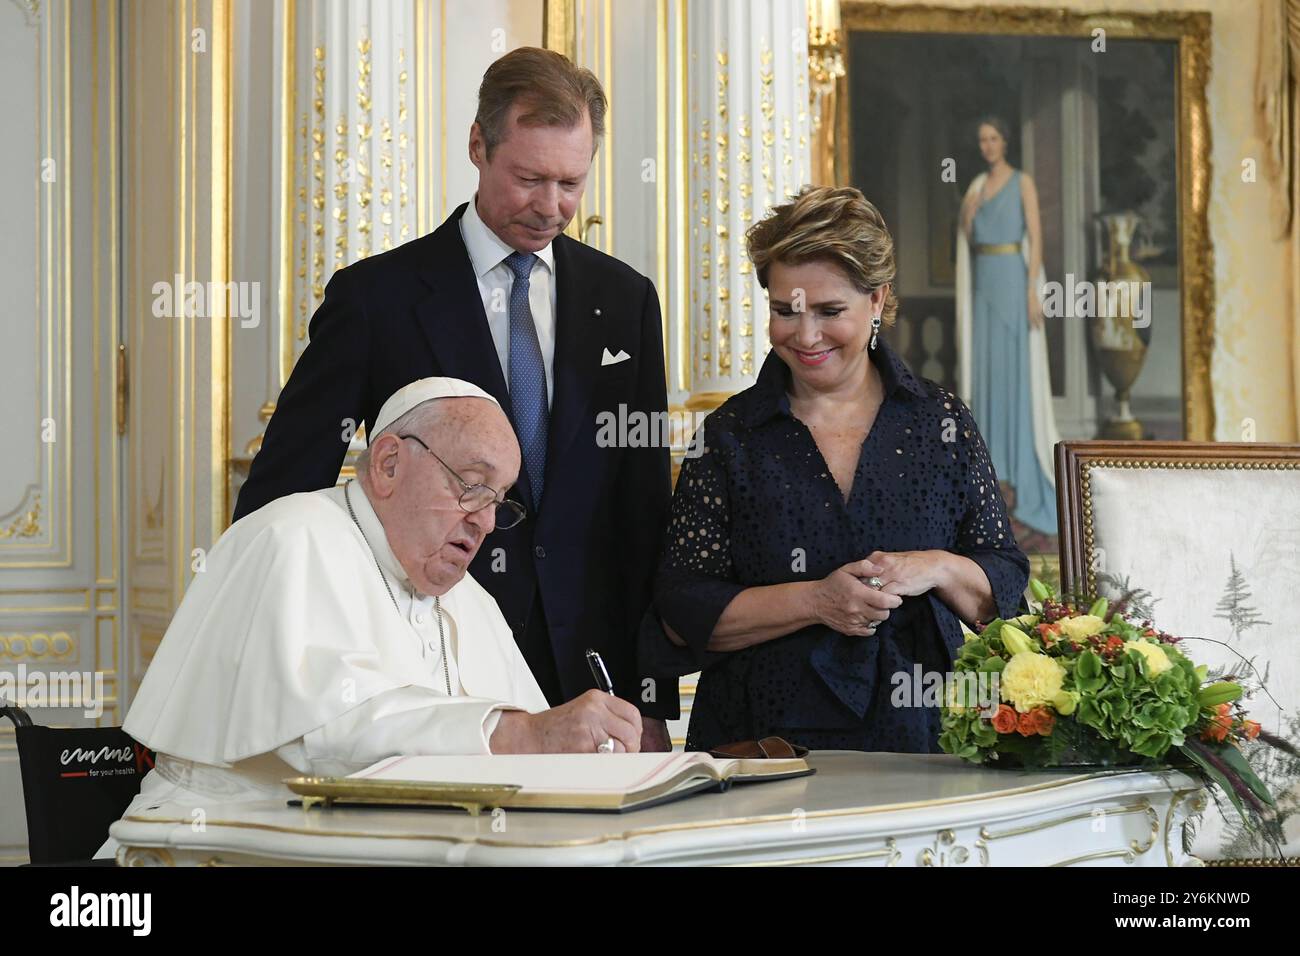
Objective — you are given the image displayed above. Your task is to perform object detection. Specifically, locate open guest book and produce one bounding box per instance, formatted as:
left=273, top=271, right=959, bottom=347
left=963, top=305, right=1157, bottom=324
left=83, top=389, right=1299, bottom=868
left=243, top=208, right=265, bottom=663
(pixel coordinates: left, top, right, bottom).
left=285, top=751, right=814, bottom=814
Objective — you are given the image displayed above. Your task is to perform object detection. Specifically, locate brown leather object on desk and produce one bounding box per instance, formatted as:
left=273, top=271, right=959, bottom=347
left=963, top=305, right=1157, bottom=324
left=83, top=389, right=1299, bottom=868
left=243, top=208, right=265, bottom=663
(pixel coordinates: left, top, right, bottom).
left=708, top=736, right=809, bottom=760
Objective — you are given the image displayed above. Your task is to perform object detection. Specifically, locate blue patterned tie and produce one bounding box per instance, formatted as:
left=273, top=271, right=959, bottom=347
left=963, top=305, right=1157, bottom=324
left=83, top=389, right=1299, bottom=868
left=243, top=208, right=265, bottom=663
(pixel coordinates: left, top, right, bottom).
left=504, top=251, right=548, bottom=504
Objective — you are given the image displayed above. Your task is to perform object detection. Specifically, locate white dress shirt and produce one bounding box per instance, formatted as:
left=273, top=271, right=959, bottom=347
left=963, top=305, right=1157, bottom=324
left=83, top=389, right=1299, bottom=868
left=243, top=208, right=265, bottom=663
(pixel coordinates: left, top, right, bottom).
left=458, top=195, right=557, bottom=408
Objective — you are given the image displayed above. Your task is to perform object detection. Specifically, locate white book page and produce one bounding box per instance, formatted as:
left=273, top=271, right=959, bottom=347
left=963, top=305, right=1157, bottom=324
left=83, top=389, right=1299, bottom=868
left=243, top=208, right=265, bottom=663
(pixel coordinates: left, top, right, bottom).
left=348, top=752, right=718, bottom=794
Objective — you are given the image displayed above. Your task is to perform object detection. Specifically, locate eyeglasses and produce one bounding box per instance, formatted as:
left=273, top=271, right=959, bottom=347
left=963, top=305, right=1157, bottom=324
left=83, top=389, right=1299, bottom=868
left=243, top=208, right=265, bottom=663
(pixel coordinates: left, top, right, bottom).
left=397, top=434, right=527, bottom=530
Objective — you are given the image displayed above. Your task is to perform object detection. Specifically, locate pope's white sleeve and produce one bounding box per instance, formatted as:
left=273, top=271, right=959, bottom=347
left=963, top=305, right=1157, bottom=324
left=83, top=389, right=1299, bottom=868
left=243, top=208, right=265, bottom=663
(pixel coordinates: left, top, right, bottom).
left=292, top=686, right=518, bottom=767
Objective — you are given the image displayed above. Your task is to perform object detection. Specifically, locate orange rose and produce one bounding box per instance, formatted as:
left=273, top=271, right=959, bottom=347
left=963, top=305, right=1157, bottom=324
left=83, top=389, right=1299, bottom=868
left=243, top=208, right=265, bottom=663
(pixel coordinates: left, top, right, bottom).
left=1244, top=720, right=1261, bottom=740
left=1032, top=709, right=1056, bottom=736
left=1016, top=710, right=1038, bottom=737
left=1201, top=702, right=1233, bottom=743
left=991, top=704, right=1018, bottom=734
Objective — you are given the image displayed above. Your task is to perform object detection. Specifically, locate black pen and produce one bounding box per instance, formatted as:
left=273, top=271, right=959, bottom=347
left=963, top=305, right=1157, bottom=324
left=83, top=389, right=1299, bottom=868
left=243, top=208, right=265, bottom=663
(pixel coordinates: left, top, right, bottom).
left=586, top=648, right=615, bottom=695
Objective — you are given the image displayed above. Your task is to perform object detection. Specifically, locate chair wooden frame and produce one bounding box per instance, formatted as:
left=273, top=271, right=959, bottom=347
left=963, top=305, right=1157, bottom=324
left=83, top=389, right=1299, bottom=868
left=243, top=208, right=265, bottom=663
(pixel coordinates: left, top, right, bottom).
left=1055, top=439, right=1300, bottom=867
left=1057, top=440, right=1300, bottom=597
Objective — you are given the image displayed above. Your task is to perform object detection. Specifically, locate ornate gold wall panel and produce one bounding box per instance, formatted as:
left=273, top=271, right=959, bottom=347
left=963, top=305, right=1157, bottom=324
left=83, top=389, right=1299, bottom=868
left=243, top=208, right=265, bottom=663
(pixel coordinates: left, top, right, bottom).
left=0, top=0, right=124, bottom=724
left=0, top=0, right=71, bottom=571
left=0, top=0, right=126, bottom=874
left=0, top=2, right=125, bottom=869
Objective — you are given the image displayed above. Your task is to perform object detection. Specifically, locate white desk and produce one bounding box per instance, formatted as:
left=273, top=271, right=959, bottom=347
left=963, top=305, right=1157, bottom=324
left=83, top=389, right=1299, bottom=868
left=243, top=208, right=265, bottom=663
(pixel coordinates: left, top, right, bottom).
left=110, top=751, right=1207, bottom=867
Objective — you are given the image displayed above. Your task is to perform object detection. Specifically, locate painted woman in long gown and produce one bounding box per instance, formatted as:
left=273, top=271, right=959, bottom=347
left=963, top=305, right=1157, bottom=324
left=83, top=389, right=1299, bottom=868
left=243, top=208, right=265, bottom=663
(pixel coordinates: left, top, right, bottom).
left=956, top=118, right=1058, bottom=541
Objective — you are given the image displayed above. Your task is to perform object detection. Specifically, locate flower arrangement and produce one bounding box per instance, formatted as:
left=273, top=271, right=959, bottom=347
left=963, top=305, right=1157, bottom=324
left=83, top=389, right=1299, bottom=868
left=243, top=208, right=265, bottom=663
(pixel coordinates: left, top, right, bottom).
left=939, top=578, right=1297, bottom=841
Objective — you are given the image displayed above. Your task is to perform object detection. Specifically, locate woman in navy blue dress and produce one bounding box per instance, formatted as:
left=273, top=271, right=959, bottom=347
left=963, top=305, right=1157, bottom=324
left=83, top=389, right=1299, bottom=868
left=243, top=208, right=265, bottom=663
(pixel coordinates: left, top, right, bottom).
left=650, top=186, right=1029, bottom=753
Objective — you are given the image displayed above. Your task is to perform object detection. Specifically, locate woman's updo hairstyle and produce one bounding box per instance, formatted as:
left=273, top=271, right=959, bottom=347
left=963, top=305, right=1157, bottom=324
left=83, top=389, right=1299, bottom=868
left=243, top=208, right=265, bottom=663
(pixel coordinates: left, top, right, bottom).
left=745, top=185, right=899, bottom=328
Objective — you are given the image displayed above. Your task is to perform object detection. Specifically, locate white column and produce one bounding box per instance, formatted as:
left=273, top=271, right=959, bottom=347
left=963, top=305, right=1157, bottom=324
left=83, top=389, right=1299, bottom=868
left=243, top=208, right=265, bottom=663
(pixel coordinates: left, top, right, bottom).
left=285, top=0, right=422, bottom=369
left=236, top=0, right=439, bottom=472
left=686, top=0, right=811, bottom=409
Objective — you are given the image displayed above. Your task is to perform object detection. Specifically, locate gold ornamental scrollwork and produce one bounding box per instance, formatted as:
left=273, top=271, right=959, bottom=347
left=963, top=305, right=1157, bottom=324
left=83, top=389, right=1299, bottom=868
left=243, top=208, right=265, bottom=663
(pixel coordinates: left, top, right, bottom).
left=975, top=799, right=1161, bottom=866
left=919, top=828, right=986, bottom=866
left=0, top=631, right=77, bottom=661
left=1048, top=804, right=1160, bottom=867
left=1165, top=787, right=1209, bottom=867
left=10, top=0, right=41, bottom=28
left=0, top=492, right=42, bottom=540
left=119, top=847, right=176, bottom=867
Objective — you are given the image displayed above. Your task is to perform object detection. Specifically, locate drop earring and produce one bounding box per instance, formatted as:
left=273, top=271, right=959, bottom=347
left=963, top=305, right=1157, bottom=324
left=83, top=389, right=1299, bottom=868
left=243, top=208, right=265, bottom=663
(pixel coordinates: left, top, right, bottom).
left=869, top=314, right=881, bottom=350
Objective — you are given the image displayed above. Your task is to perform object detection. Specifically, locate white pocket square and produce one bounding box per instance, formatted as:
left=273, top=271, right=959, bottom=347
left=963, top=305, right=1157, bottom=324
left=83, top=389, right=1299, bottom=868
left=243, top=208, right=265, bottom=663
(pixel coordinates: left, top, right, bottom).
left=601, top=348, right=631, bottom=366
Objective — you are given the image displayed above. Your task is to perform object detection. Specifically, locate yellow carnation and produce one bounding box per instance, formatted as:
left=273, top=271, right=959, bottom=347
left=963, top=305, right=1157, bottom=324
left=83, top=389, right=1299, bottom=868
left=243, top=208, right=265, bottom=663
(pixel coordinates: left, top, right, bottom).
left=1124, top=639, right=1172, bottom=678
left=1000, top=651, right=1066, bottom=713
left=1058, top=615, right=1107, bottom=641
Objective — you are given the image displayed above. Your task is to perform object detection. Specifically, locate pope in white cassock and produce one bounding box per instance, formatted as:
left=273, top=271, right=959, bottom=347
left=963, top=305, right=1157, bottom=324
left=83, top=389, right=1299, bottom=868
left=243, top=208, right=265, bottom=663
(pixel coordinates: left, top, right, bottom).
left=97, top=376, right=643, bottom=859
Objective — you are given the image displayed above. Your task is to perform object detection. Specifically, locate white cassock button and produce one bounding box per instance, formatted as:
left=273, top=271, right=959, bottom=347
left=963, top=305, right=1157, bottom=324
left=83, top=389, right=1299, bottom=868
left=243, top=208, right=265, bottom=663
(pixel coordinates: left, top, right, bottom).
left=414, top=613, right=425, bottom=624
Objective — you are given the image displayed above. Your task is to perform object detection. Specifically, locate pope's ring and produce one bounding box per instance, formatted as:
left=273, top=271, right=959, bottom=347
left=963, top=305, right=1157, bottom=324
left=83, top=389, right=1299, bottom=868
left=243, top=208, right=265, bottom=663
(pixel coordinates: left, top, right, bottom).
left=597, top=737, right=615, bottom=753
left=868, top=576, right=884, bottom=590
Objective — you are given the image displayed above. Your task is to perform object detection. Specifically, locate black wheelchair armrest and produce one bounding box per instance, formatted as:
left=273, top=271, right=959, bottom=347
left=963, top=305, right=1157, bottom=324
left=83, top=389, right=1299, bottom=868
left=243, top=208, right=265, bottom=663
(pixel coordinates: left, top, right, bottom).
left=0, top=698, right=34, bottom=728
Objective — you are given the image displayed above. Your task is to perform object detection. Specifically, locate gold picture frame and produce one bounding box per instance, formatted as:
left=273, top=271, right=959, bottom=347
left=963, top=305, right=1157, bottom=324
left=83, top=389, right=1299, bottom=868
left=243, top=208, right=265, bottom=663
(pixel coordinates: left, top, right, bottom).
left=835, top=2, right=1215, bottom=441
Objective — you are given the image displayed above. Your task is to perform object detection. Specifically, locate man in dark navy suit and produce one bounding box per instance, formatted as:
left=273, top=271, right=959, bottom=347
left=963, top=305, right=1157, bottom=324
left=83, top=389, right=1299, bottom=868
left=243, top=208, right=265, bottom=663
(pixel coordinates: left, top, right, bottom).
left=233, top=47, right=675, bottom=751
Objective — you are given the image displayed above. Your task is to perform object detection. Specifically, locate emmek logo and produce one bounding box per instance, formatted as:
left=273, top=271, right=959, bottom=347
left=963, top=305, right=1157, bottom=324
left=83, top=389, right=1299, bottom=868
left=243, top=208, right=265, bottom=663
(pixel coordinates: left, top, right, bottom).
left=49, top=886, right=151, bottom=936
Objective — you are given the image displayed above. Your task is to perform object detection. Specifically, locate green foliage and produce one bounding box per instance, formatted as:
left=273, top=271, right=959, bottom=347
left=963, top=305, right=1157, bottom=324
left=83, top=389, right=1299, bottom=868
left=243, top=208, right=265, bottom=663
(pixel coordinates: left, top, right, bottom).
left=941, top=579, right=1285, bottom=843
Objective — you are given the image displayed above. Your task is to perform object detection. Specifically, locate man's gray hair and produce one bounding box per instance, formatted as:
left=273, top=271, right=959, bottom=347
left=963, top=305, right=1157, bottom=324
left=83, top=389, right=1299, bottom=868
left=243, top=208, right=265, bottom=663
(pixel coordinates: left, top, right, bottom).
left=355, top=400, right=448, bottom=480
left=475, top=47, right=606, bottom=159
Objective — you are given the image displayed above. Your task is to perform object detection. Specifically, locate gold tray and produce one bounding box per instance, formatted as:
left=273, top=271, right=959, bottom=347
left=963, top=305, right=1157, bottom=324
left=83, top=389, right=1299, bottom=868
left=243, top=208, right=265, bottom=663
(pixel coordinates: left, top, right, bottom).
left=285, top=775, right=522, bottom=815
